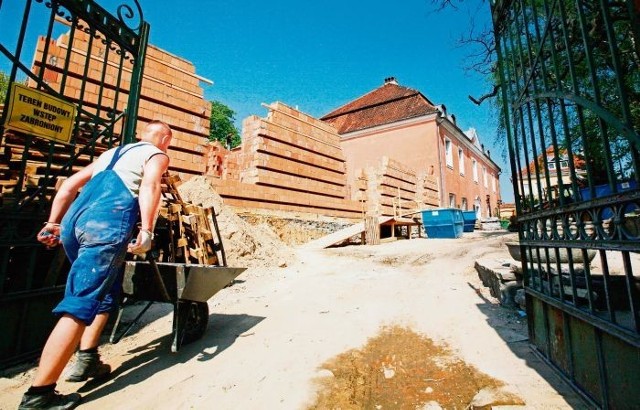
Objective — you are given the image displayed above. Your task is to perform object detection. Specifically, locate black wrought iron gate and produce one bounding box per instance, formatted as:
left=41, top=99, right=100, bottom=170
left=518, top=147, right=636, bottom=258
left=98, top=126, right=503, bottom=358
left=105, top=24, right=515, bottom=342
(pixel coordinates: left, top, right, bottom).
left=491, top=0, right=640, bottom=407
left=0, top=0, right=148, bottom=367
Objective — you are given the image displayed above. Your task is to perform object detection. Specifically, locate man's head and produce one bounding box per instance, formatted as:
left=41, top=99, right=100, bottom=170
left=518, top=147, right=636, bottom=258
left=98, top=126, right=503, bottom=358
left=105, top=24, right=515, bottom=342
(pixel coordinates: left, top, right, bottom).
left=142, top=120, right=172, bottom=152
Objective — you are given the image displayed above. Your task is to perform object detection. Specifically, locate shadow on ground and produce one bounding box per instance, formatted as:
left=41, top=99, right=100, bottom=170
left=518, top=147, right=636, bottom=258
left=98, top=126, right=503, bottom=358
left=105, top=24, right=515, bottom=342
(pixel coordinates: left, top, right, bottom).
left=467, top=281, right=589, bottom=408
left=77, top=312, right=264, bottom=404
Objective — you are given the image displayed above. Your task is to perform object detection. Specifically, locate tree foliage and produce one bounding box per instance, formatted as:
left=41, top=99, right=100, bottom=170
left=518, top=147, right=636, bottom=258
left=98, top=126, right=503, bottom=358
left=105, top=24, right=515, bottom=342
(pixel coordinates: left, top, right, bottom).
left=0, top=70, right=10, bottom=104
left=209, top=100, right=241, bottom=149
left=498, top=1, right=639, bottom=186
left=433, top=0, right=639, bottom=190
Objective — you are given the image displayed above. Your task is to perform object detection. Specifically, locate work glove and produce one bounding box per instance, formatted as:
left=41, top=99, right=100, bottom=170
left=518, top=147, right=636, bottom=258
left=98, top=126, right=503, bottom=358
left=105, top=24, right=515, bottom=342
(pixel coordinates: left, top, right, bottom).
left=38, top=222, right=61, bottom=248
left=128, top=229, right=153, bottom=255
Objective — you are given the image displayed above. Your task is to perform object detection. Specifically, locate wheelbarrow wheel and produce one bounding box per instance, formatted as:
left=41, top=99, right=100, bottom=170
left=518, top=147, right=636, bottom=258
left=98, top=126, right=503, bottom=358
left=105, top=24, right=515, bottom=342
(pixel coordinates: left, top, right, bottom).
left=182, top=301, right=209, bottom=345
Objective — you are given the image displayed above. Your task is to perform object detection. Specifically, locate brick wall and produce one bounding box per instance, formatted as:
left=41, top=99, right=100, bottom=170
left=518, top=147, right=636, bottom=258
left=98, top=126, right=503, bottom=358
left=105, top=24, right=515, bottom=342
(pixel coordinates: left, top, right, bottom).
left=355, top=157, right=440, bottom=217
left=26, top=29, right=445, bottom=223
left=30, top=29, right=210, bottom=180
left=203, top=102, right=363, bottom=219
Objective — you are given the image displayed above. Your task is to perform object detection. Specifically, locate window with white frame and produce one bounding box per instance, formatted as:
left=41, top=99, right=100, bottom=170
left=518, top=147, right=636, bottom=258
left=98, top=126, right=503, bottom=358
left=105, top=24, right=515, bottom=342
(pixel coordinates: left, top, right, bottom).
left=458, top=148, right=464, bottom=175
left=445, top=138, right=453, bottom=168
left=449, top=193, right=456, bottom=208
left=472, top=159, right=478, bottom=182
left=483, top=166, right=488, bottom=187
left=461, top=197, right=468, bottom=210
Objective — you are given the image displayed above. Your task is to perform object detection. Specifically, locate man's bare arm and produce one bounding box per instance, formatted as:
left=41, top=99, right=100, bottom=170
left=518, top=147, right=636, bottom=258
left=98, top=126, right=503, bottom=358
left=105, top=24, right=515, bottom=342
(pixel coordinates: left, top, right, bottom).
left=38, top=163, right=95, bottom=246
left=128, top=154, right=169, bottom=254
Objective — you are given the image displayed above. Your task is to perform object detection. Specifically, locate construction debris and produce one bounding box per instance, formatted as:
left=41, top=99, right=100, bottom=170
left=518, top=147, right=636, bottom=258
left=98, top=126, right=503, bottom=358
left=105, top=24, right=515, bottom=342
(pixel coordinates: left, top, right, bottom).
left=176, top=176, right=295, bottom=269
left=156, top=173, right=226, bottom=266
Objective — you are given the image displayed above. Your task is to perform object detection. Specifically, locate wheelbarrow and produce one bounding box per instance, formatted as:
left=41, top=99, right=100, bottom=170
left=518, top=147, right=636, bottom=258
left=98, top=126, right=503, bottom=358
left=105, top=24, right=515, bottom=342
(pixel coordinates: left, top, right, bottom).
left=109, top=257, right=246, bottom=352
left=109, top=181, right=246, bottom=351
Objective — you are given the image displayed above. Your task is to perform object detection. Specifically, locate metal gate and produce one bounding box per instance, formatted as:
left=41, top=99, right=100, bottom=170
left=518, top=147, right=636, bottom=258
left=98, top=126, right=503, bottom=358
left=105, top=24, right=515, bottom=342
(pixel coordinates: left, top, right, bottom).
left=0, top=0, right=148, bottom=367
left=491, top=0, right=640, bottom=407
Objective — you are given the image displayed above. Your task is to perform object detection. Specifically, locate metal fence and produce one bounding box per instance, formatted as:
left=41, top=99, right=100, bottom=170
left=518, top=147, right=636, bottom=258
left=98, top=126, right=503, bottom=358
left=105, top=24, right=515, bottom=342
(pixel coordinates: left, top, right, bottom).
left=0, top=0, right=148, bottom=367
left=491, top=0, right=640, bottom=407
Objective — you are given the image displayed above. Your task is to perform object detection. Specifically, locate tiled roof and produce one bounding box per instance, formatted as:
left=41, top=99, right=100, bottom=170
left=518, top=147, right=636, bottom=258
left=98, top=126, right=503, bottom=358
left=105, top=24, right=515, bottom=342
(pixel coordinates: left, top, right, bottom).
left=320, top=82, right=438, bottom=134
left=520, top=146, right=586, bottom=174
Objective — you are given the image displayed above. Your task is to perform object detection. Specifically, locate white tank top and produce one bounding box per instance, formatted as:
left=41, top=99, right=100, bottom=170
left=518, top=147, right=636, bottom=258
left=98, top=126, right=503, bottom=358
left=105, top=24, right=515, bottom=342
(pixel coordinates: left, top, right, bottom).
left=91, top=142, right=167, bottom=197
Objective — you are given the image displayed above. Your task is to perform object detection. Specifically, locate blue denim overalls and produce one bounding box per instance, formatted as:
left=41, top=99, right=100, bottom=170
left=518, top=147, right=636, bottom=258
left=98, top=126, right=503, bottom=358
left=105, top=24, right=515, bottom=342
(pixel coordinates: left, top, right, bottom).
left=54, top=145, right=143, bottom=325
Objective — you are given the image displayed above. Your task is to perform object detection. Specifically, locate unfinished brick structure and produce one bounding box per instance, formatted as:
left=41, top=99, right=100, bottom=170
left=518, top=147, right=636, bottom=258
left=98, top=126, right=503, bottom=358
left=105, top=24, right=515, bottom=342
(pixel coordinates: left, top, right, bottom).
left=203, top=103, right=439, bottom=220
left=30, top=28, right=210, bottom=178
left=354, top=157, right=439, bottom=217
left=204, top=102, right=362, bottom=219
left=11, top=31, right=443, bottom=223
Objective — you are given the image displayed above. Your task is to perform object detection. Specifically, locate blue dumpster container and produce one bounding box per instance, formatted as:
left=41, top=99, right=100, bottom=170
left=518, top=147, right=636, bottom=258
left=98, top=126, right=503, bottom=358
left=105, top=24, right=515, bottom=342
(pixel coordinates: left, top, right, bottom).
left=579, top=181, right=638, bottom=219
left=421, top=208, right=463, bottom=238
left=462, top=211, right=477, bottom=232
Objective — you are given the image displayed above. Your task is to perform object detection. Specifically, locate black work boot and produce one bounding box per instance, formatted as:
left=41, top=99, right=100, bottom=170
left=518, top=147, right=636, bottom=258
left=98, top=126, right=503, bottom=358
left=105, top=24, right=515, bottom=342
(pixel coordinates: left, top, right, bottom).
left=18, top=390, right=81, bottom=410
left=65, top=351, right=111, bottom=382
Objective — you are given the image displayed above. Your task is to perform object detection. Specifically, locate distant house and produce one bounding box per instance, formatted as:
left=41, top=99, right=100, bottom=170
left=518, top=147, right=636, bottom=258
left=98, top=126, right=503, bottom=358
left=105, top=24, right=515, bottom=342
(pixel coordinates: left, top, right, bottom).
left=321, top=77, right=501, bottom=219
left=519, top=146, right=587, bottom=204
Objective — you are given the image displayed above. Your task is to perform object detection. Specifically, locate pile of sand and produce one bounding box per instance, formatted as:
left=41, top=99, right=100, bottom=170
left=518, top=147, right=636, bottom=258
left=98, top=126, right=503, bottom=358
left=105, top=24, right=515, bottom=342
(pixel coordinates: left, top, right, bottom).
left=177, top=176, right=294, bottom=269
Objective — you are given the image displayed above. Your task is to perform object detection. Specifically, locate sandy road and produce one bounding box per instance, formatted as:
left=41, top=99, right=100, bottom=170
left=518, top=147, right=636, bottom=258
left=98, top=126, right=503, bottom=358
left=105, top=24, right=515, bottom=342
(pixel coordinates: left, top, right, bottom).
left=0, top=231, right=586, bottom=409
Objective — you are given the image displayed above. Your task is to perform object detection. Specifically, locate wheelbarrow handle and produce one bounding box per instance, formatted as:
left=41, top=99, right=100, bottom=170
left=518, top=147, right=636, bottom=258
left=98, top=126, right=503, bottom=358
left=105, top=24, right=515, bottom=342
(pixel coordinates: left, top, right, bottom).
left=147, top=253, right=172, bottom=302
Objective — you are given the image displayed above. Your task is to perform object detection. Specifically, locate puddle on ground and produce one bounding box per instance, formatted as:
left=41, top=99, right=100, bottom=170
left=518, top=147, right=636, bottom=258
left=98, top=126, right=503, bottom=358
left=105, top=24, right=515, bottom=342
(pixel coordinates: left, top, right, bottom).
left=308, top=326, right=524, bottom=409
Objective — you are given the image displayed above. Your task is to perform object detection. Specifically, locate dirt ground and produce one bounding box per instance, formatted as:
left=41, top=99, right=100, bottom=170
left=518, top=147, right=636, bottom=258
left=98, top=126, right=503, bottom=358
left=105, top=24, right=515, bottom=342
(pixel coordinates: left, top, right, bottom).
left=0, top=230, right=588, bottom=409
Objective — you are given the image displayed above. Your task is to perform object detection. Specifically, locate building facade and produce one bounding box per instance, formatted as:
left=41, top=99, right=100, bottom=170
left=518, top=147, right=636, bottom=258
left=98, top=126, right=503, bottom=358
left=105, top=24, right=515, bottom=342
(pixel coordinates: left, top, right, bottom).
left=321, top=78, right=502, bottom=219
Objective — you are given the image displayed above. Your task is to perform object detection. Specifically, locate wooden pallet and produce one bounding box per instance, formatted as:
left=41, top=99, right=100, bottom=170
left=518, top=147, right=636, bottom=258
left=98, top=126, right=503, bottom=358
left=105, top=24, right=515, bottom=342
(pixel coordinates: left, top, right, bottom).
left=157, top=173, right=226, bottom=266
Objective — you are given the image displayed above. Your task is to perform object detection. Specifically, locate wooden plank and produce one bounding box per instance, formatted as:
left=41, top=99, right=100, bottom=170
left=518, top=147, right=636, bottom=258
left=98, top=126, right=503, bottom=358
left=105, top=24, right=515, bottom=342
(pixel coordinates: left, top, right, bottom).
left=365, top=216, right=380, bottom=245
left=301, top=216, right=393, bottom=250
left=162, top=174, right=182, bottom=185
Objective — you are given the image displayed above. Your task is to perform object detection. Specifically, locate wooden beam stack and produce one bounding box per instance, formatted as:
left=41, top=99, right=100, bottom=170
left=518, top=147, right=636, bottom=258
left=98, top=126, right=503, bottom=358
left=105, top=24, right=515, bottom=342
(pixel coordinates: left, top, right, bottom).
left=0, top=128, right=111, bottom=208
left=157, top=173, right=225, bottom=266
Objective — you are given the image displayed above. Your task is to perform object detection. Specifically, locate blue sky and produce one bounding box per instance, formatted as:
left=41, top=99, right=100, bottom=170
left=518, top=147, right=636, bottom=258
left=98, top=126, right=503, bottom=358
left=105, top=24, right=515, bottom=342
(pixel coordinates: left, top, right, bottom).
left=1, top=0, right=514, bottom=201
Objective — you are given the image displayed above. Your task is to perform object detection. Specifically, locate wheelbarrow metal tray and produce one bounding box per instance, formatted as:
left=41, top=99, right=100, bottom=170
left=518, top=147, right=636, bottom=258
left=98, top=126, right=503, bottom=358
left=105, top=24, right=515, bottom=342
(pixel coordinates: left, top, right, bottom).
left=122, top=261, right=246, bottom=303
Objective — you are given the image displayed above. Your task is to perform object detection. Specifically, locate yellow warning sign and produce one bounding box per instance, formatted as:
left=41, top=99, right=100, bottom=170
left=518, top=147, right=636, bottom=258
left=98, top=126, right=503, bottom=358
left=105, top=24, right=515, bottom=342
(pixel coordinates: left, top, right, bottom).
left=4, top=83, right=77, bottom=144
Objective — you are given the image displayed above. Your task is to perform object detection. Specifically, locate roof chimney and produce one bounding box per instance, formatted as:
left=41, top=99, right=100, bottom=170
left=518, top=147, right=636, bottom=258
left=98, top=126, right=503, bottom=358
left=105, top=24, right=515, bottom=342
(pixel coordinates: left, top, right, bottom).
left=384, top=77, right=398, bottom=85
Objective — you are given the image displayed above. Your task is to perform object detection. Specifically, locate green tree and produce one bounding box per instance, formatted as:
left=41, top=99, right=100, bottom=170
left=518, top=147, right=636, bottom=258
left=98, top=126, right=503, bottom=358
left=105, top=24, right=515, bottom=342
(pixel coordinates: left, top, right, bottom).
left=0, top=70, right=10, bottom=104
left=434, top=0, right=639, bottom=186
left=209, top=100, right=241, bottom=149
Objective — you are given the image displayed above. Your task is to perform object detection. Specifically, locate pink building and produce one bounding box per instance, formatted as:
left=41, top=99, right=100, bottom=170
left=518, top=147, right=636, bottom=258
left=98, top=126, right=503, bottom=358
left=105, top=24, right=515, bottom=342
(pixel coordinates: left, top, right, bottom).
left=321, top=77, right=502, bottom=219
